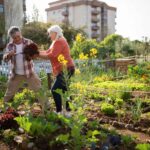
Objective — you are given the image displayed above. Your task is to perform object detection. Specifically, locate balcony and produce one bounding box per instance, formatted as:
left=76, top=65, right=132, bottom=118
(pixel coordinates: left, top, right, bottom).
left=91, top=25, right=99, bottom=31
left=91, top=10, right=100, bottom=15
left=62, top=10, right=69, bottom=17
left=101, top=18, right=107, bottom=25
left=91, top=17, right=99, bottom=23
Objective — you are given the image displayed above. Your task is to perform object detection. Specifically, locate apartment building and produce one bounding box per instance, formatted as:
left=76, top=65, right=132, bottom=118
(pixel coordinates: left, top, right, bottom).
left=46, top=0, right=116, bottom=40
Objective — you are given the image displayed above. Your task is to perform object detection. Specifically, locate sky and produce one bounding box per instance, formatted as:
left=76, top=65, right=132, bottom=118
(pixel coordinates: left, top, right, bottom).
left=26, top=0, right=150, bottom=41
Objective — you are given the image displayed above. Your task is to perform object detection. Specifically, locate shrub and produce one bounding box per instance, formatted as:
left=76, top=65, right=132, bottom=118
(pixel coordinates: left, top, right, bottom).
left=120, top=91, right=131, bottom=102
left=71, top=34, right=100, bottom=59
left=100, top=34, right=123, bottom=56
left=128, top=62, right=150, bottom=83
left=114, top=98, right=124, bottom=107
left=100, top=103, right=115, bottom=115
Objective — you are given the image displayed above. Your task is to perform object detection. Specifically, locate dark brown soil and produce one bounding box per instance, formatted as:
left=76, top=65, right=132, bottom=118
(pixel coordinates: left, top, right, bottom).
left=0, top=141, right=16, bottom=150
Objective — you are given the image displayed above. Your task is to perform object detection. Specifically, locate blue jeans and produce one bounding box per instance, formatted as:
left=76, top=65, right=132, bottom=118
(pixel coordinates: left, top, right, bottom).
left=51, top=67, right=75, bottom=112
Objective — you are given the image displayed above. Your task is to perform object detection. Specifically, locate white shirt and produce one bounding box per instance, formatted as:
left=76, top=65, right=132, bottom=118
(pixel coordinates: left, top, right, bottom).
left=15, top=43, right=25, bottom=75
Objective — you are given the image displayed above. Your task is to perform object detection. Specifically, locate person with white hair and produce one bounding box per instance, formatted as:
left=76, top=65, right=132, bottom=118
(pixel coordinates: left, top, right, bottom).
left=3, top=26, right=41, bottom=106
left=39, top=25, right=75, bottom=116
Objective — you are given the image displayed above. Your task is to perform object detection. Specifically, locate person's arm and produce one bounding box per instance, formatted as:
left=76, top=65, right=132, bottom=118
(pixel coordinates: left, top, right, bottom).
left=3, top=45, right=15, bottom=62
left=47, top=41, right=63, bottom=59
left=38, top=51, right=49, bottom=59
left=39, top=40, right=63, bottom=60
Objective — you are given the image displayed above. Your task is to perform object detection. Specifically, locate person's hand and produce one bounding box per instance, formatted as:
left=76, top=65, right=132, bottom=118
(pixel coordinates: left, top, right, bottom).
left=9, top=50, right=16, bottom=57
left=3, top=50, right=15, bottom=62
left=32, top=54, right=39, bottom=59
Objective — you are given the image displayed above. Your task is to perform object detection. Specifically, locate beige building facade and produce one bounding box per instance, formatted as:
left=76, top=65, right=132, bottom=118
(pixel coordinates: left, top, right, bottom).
left=46, top=0, right=116, bottom=40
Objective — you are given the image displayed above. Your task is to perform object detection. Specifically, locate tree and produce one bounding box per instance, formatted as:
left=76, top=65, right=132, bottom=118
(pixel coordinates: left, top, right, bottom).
left=60, top=24, right=86, bottom=47
left=121, top=38, right=135, bottom=56
left=22, top=22, right=51, bottom=46
left=22, top=22, right=85, bottom=48
left=99, top=34, right=123, bottom=58
left=100, top=34, right=123, bottom=53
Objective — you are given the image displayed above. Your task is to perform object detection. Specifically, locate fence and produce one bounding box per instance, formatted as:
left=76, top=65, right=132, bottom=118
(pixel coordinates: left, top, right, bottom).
left=0, top=60, right=52, bottom=77
left=0, top=56, right=149, bottom=77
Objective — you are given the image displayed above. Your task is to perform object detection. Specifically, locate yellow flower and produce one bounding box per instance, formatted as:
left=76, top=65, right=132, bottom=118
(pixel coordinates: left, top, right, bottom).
left=79, top=53, right=88, bottom=60
left=75, top=68, right=81, bottom=75
left=90, top=48, right=98, bottom=57
left=62, top=60, right=68, bottom=66
left=76, top=33, right=82, bottom=42
left=58, top=54, right=68, bottom=66
left=71, top=82, right=85, bottom=93
left=58, top=54, right=65, bottom=62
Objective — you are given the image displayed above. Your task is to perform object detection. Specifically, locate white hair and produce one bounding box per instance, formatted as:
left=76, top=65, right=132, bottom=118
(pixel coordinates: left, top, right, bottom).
left=47, top=25, right=64, bottom=40
left=8, top=26, right=21, bottom=37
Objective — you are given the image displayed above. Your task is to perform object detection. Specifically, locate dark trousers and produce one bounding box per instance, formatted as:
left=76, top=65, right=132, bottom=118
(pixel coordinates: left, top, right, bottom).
left=51, top=67, right=75, bottom=112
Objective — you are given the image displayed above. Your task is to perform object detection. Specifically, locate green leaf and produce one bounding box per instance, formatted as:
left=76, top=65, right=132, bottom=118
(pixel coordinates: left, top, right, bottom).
left=136, top=143, right=150, bottom=150
left=56, top=134, right=70, bottom=144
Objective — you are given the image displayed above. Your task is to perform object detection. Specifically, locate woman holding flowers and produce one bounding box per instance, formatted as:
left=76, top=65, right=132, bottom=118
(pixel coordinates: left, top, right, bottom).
left=39, top=25, right=75, bottom=115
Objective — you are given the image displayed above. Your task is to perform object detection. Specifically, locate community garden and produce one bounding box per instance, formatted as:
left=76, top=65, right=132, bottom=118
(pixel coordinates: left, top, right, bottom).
left=0, top=26, right=150, bottom=150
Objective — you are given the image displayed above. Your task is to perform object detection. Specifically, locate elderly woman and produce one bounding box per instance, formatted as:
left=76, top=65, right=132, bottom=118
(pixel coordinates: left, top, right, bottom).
left=39, top=25, right=75, bottom=115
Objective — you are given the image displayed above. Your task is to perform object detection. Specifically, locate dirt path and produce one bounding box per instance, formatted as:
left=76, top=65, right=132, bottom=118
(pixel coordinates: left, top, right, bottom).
left=116, top=129, right=150, bottom=143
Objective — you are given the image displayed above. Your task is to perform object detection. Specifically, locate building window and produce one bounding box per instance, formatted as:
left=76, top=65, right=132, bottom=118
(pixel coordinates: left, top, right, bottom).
left=0, top=4, right=4, bottom=13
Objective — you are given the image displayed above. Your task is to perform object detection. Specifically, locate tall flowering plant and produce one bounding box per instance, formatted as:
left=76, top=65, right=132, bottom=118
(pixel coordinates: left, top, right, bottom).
left=55, top=54, right=71, bottom=113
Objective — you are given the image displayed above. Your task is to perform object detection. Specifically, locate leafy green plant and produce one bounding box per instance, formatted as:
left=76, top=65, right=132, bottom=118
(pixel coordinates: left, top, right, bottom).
left=2, top=130, right=17, bottom=144
left=116, top=109, right=125, bottom=122
left=100, top=103, right=115, bottom=115
left=136, top=143, right=150, bottom=150
left=120, top=90, right=131, bottom=102
left=114, top=98, right=124, bottom=108
left=86, top=130, right=100, bottom=144
left=131, top=99, right=142, bottom=123
left=88, top=120, right=100, bottom=130
left=30, top=117, right=59, bottom=136
left=15, top=116, right=32, bottom=133
left=15, top=115, right=59, bottom=137
left=88, top=92, right=105, bottom=101
left=121, top=135, right=134, bottom=145
left=12, top=89, right=36, bottom=108
left=55, top=133, right=70, bottom=145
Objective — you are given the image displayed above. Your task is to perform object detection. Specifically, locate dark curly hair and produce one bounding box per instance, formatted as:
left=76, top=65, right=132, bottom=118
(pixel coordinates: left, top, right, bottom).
left=23, top=43, right=39, bottom=61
